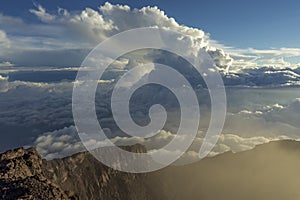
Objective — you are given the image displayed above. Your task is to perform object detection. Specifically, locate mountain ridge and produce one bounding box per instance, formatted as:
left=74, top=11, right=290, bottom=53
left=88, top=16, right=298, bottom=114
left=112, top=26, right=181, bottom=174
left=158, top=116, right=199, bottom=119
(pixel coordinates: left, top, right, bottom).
left=1, top=140, right=300, bottom=199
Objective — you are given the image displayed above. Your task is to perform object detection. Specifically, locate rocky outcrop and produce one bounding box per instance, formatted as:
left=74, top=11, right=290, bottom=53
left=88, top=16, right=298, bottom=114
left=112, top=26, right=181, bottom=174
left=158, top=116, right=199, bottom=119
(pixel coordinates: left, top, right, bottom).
left=0, top=147, right=77, bottom=200
left=0, top=145, right=149, bottom=200
left=43, top=145, right=149, bottom=200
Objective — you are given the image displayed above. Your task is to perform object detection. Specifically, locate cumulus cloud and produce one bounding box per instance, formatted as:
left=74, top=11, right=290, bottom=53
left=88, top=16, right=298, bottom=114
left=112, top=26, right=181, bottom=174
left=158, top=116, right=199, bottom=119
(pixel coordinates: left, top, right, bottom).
left=223, top=95, right=300, bottom=142
left=29, top=2, right=206, bottom=44
left=0, top=66, right=297, bottom=154
left=34, top=126, right=83, bottom=159
left=0, top=1, right=299, bottom=73
left=0, top=80, right=74, bottom=126
left=0, top=29, right=10, bottom=49
left=207, top=48, right=233, bottom=72
left=59, top=7, right=117, bottom=42
left=0, top=75, right=8, bottom=92
left=223, top=66, right=300, bottom=87
left=29, top=3, right=56, bottom=23
left=8, top=2, right=227, bottom=67
left=262, top=98, right=300, bottom=129
left=34, top=123, right=293, bottom=164
left=228, top=47, right=300, bottom=70
left=2, top=2, right=299, bottom=72
left=0, top=61, right=14, bottom=67
left=33, top=93, right=300, bottom=161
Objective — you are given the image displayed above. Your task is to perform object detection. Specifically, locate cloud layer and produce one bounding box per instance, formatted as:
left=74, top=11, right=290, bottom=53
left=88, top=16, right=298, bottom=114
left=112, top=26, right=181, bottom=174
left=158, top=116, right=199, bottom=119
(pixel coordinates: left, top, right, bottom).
left=33, top=93, right=300, bottom=162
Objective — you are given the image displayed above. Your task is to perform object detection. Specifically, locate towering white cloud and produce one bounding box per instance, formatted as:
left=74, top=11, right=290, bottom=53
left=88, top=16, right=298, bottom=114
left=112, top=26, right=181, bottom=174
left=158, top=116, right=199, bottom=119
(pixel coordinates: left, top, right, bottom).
left=207, top=48, right=233, bottom=71
left=26, top=2, right=228, bottom=67
left=0, top=2, right=299, bottom=70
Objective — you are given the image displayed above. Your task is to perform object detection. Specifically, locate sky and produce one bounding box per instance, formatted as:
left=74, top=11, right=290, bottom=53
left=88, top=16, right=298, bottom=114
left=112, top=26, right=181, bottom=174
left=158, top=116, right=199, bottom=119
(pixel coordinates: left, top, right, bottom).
left=1, top=0, right=300, bottom=162
left=0, top=0, right=299, bottom=68
left=2, top=0, right=300, bottom=49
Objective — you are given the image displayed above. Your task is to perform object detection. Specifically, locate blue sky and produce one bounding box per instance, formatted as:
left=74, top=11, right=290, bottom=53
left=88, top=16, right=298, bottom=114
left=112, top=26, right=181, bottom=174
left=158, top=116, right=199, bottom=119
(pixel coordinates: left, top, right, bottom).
left=0, top=0, right=300, bottom=67
left=2, top=0, right=300, bottom=49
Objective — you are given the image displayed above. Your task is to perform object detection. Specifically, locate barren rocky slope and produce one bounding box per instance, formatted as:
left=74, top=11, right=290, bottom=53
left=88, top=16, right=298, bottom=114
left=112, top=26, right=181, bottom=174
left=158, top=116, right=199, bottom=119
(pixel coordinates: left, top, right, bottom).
left=0, top=147, right=76, bottom=199
left=1, top=141, right=300, bottom=200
